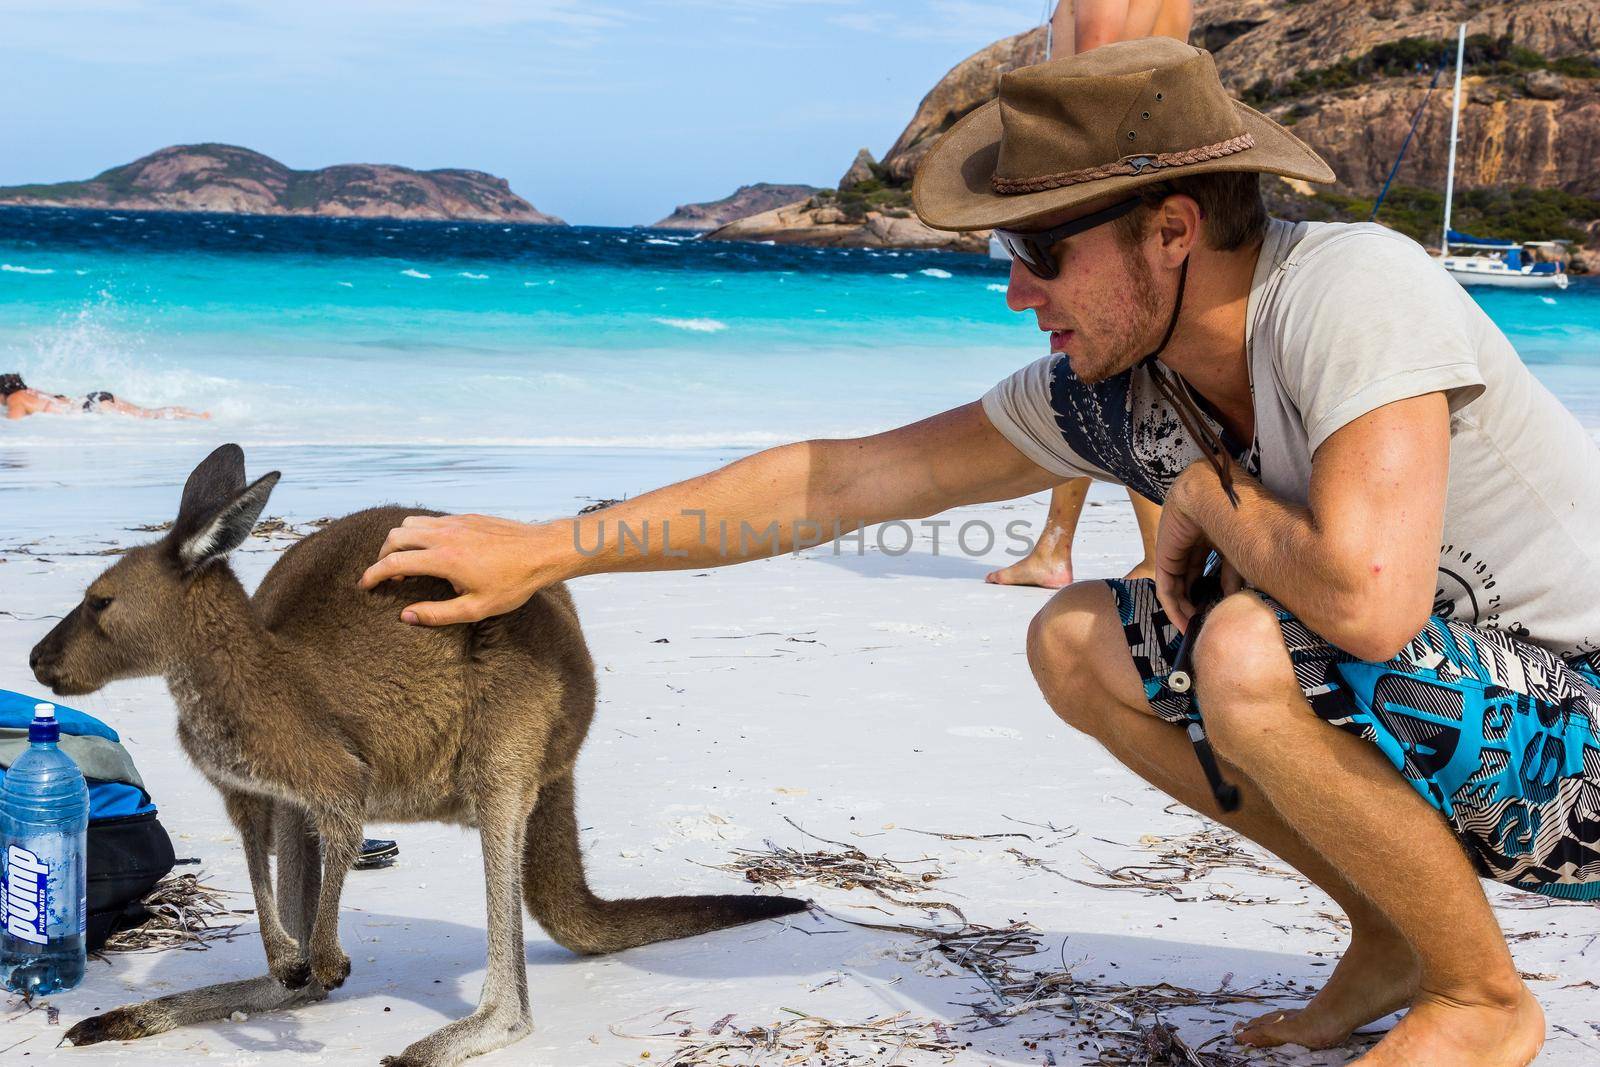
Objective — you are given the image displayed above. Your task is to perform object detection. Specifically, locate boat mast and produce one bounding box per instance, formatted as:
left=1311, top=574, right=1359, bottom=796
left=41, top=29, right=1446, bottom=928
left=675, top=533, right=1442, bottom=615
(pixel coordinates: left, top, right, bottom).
left=1441, top=23, right=1466, bottom=255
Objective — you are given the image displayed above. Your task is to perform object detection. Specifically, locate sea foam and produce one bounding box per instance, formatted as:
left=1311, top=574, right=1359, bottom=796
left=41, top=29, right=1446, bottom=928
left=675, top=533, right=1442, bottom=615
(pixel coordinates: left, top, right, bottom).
left=400, top=268, right=431, bottom=279
left=653, top=317, right=728, bottom=333
left=459, top=271, right=488, bottom=280
left=2, top=264, right=55, bottom=274
left=919, top=268, right=953, bottom=279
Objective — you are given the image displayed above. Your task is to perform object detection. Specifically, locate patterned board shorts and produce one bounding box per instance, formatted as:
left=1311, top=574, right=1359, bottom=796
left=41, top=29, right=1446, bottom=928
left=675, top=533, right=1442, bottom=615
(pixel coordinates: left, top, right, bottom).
left=1108, top=577, right=1600, bottom=900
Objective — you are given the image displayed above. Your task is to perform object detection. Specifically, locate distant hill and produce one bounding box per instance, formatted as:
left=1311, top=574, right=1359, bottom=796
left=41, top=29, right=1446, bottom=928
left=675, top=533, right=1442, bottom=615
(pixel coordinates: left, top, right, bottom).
left=0, top=144, right=564, bottom=224
left=650, top=183, right=820, bottom=230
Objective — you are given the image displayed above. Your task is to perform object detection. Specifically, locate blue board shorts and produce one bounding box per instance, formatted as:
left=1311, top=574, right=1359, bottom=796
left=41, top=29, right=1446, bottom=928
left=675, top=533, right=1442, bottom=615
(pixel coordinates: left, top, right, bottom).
left=1108, top=578, right=1600, bottom=900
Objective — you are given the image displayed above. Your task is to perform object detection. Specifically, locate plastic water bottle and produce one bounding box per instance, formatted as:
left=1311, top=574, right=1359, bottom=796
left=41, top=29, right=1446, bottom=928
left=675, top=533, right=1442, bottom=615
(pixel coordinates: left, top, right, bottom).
left=1, top=703, right=89, bottom=995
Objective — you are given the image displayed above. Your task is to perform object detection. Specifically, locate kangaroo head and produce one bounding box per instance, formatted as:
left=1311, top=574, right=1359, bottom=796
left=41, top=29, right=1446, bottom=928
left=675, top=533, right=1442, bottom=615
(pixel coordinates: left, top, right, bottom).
left=30, top=444, right=280, bottom=697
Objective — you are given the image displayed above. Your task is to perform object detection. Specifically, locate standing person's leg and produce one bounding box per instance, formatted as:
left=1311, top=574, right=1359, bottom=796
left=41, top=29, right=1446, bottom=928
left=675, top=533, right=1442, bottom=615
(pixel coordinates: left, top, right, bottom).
left=1151, top=0, right=1193, bottom=41
left=1191, top=594, right=1543, bottom=1065
left=1124, top=490, right=1162, bottom=580
left=1073, top=0, right=1131, bottom=52
left=987, top=478, right=1090, bottom=588
left=1028, top=582, right=1422, bottom=1049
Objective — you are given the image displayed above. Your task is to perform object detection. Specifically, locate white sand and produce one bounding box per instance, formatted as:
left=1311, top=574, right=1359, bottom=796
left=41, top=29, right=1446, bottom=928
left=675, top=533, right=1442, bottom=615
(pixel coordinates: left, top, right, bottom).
left=1, top=469, right=1595, bottom=1065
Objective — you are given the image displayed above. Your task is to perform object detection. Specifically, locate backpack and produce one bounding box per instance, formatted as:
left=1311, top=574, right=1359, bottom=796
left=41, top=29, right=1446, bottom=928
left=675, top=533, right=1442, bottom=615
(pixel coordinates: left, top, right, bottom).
left=0, top=689, right=176, bottom=951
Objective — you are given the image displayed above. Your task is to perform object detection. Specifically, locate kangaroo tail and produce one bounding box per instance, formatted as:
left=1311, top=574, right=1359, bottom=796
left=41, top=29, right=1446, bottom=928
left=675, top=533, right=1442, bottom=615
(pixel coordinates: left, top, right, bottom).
left=522, top=774, right=807, bottom=955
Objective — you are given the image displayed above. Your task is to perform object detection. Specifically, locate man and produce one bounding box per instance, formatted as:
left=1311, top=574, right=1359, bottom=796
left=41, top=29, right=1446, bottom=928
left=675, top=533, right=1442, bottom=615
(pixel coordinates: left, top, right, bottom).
left=361, top=39, right=1599, bottom=1066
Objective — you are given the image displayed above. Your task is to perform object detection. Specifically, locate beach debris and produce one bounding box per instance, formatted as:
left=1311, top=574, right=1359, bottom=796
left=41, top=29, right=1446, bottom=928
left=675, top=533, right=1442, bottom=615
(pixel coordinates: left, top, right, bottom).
left=620, top=914, right=1302, bottom=1066
left=578, top=497, right=624, bottom=514
left=95, top=872, right=252, bottom=954
left=709, top=817, right=964, bottom=920
left=614, top=1007, right=961, bottom=1066
left=1063, top=822, right=1301, bottom=902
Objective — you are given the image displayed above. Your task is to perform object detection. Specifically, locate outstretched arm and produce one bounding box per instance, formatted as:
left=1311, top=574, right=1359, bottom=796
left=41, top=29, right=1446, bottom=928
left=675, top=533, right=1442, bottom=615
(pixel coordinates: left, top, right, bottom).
left=359, top=401, right=1061, bottom=625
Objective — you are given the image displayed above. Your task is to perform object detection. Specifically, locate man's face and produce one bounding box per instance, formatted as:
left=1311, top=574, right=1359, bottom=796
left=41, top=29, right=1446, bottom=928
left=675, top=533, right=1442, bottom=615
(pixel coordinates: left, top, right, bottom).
left=1004, top=201, right=1165, bottom=385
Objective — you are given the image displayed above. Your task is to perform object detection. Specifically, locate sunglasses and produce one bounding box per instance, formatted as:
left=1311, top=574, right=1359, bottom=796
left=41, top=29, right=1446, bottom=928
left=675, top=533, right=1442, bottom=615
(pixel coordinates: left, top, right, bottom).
left=992, top=195, right=1145, bottom=280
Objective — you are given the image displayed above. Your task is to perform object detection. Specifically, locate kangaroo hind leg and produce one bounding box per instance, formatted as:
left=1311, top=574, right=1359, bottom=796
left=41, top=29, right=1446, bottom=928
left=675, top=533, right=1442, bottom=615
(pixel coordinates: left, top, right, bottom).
left=378, top=790, right=535, bottom=1067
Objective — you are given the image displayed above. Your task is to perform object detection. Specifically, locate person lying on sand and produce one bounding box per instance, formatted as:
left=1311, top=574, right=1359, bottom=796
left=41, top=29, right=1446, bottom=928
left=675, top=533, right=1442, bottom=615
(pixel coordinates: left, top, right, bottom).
left=361, top=40, right=1597, bottom=1067
left=1, top=373, right=209, bottom=421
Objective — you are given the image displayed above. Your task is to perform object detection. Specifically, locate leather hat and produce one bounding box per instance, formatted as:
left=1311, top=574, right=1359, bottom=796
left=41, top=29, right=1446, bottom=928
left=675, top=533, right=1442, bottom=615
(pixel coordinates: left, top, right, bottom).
left=912, top=36, right=1335, bottom=232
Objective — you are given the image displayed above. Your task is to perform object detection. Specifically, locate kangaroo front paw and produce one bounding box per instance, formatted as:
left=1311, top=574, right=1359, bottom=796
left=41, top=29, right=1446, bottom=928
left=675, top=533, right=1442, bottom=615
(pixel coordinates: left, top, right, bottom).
left=309, top=946, right=351, bottom=990
left=270, top=954, right=312, bottom=990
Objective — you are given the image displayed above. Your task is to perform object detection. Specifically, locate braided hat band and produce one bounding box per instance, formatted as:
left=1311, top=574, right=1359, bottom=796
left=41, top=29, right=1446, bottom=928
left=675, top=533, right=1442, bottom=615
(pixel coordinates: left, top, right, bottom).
left=992, top=133, right=1257, bottom=195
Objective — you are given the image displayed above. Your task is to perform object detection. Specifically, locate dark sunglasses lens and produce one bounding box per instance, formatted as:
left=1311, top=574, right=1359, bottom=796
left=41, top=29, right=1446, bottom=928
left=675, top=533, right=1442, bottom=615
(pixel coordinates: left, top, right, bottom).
left=1000, top=233, right=1056, bottom=279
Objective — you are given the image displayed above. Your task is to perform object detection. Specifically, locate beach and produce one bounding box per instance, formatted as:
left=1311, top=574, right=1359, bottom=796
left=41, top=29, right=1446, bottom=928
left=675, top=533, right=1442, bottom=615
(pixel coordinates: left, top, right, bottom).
left=3, top=212, right=1600, bottom=1064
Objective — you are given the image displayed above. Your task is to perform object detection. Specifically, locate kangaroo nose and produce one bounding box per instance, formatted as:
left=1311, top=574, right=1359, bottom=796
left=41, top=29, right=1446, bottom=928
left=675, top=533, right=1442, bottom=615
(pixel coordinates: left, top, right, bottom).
left=29, top=644, right=55, bottom=683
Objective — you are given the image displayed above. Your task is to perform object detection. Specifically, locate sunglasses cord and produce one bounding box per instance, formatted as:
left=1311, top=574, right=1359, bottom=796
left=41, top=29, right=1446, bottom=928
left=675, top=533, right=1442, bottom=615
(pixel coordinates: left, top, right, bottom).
left=1139, top=256, right=1240, bottom=507
left=1137, top=257, right=1243, bottom=813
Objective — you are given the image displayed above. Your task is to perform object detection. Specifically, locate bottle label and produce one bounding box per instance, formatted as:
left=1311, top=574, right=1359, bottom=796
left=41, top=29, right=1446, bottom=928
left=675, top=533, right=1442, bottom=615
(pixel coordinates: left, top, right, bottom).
left=4, top=845, right=49, bottom=946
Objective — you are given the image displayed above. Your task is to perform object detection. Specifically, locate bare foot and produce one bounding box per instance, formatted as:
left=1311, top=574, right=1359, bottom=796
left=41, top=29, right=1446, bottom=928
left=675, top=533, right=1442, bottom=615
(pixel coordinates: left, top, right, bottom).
left=1236, top=932, right=1419, bottom=1050
left=987, top=527, right=1073, bottom=588
left=1354, top=982, right=1543, bottom=1066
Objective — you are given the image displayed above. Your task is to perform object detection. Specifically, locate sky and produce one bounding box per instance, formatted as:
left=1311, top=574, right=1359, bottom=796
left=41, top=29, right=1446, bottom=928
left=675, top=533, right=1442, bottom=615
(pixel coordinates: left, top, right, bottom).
left=1, top=0, right=1052, bottom=226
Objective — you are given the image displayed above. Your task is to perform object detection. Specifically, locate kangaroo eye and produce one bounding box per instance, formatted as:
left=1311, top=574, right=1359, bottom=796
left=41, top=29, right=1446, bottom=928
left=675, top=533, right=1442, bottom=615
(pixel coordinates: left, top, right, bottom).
left=88, top=595, right=114, bottom=613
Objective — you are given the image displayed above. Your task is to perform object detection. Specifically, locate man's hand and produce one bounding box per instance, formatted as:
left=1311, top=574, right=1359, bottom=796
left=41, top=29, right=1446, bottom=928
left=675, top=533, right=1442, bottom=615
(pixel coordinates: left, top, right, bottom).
left=1154, top=465, right=1243, bottom=633
left=358, top=514, right=554, bottom=626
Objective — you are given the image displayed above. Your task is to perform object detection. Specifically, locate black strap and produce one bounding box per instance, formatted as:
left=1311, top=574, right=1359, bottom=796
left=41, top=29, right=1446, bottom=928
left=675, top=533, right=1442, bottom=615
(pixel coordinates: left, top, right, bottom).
left=1140, top=256, right=1240, bottom=508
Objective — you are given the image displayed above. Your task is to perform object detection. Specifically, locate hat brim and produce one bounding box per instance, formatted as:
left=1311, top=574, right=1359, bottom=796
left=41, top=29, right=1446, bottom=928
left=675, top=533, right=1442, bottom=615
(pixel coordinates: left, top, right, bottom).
left=912, top=98, right=1336, bottom=233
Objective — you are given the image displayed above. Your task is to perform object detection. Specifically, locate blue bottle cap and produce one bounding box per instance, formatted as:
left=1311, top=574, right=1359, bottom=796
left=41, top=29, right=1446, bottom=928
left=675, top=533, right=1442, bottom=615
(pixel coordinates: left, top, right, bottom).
left=29, top=702, right=60, bottom=743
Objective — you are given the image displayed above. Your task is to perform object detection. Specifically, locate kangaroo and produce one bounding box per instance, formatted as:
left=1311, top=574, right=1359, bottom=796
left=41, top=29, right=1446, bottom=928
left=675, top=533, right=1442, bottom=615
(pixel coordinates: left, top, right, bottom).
left=28, top=444, right=806, bottom=1066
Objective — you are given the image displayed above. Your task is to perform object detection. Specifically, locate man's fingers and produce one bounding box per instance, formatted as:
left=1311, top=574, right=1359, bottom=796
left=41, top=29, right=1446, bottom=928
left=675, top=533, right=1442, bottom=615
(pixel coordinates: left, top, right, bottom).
left=401, top=595, right=487, bottom=627
left=358, top=549, right=436, bottom=590
left=375, top=525, right=437, bottom=562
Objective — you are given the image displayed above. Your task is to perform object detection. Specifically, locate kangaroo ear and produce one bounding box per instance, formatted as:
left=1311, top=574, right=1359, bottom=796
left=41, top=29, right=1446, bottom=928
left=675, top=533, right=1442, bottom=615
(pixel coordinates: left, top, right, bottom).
left=173, top=470, right=281, bottom=572
left=177, top=444, right=248, bottom=527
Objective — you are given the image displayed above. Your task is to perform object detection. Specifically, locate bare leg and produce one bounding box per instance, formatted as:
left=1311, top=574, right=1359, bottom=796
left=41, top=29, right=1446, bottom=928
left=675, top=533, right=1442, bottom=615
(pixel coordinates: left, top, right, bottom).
left=1193, top=594, right=1543, bottom=1066
left=381, top=794, right=535, bottom=1067
left=1074, top=0, right=1131, bottom=51
left=223, top=791, right=307, bottom=987
left=1027, top=582, right=1421, bottom=1049
left=987, top=479, right=1089, bottom=587
left=1151, top=0, right=1194, bottom=41
left=1123, top=491, right=1162, bottom=580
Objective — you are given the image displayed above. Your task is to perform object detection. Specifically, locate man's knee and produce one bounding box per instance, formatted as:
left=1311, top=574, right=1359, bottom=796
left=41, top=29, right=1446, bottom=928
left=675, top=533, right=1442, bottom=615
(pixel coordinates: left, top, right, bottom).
left=1025, top=581, right=1120, bottom=734
left=1192, top=592, right=1300, bottom=748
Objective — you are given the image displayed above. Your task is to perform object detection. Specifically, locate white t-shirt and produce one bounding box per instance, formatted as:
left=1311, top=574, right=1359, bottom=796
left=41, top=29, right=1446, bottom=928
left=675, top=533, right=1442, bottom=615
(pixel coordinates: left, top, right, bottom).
left=983, top=219, right=1600, bottom=658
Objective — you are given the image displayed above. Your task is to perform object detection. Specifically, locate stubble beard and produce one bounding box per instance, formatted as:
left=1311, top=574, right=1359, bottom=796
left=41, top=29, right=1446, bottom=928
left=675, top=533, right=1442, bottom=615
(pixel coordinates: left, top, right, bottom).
left=1073, top=250, right=1166, bottom=385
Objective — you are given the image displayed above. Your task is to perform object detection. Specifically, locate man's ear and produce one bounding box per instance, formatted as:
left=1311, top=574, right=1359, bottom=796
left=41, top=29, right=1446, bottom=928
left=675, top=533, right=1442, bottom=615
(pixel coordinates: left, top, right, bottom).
left=173, top=469, right=282, bottom=572
left=1156, top=193, right=1202, bottom=264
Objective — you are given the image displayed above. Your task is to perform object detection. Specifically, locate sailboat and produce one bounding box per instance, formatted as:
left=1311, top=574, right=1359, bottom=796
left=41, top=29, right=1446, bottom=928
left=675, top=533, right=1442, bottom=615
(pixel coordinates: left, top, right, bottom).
left=1437, top=24, right=1569, bottom=290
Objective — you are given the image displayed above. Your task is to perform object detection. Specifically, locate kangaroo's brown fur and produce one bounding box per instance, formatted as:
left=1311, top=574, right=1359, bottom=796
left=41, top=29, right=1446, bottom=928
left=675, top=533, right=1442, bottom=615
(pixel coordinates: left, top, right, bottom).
left=30, top=445, right=805, bottom=1066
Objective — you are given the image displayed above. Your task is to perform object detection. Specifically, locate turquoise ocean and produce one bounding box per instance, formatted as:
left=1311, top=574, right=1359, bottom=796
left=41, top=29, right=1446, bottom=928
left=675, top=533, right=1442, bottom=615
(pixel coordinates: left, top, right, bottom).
left=2, top=208, right=1598, bottom=541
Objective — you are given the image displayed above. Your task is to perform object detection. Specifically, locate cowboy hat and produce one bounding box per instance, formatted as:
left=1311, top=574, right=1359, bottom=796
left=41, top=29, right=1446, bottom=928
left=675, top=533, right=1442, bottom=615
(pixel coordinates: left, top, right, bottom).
left=912, top=36, right=1335, bottom=232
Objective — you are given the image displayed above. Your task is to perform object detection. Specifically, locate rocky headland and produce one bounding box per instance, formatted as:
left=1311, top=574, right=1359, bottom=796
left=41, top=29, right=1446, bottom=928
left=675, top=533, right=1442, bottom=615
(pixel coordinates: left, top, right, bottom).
left=650, top=183, right=821, bottom=230
left=707, top=0, right=1600, bottom=263
left=0, top=144, right=564, bottom=224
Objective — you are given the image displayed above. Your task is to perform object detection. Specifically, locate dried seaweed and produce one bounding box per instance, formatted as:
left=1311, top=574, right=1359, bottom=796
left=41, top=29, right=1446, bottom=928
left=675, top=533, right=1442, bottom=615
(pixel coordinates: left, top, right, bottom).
left=95, top=873, right=252, bottom=954
left=616, top=1008, right=962, bottom=1065
left=709, top=817, right=966, bottom=920
left=1064, top=824, right=1303, bottom=902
